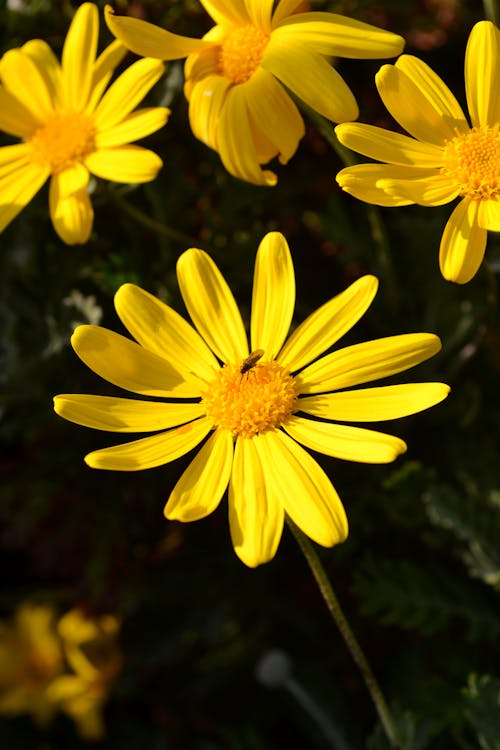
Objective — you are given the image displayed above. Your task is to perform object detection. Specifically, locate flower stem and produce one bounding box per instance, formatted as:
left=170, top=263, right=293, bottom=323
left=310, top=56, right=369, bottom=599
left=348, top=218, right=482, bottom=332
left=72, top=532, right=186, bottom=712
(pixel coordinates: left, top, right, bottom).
left=483, top=0, right=500, bottom=24
left=287, top=518, right=401, bottom=749
left=111, top=193, right=201, bottom=247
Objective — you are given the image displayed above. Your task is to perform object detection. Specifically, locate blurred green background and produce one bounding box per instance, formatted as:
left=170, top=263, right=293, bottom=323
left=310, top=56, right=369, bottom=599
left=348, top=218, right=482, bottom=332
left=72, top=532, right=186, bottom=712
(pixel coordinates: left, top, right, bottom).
left=1, top=0, right=499, bottom=747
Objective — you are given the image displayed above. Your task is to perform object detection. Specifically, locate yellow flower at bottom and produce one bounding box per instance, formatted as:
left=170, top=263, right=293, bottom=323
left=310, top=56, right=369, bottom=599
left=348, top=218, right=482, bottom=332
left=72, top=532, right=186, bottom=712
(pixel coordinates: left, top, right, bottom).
left=105, top=1, right=404, bottom=186
left=335, top=21, right=500, bottom=283
left=0, top=2, right=169, bottom=244
left=54, top=232, right=449, bottom=567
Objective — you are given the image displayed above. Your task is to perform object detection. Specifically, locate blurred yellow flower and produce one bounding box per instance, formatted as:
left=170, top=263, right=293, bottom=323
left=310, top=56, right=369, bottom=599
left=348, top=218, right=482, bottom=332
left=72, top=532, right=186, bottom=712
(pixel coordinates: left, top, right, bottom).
left=0, top=2, right=169, bottom=244
left=0, top=604, right=121, bottom=740
left=54, top=232, right=449, bottom=567
left=0, top=604, right=63, bottom=726
left=105, top=1, right=404, bottom=186
left=336, top=21, right=500, bottom=284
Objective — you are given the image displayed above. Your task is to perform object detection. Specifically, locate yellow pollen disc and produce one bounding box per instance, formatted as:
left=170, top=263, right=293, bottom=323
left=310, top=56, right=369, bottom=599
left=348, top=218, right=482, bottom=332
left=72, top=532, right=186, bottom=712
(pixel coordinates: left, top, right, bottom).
left=201, top=359, right=299, bottom=438
left=442, top=126, right=500, bottom=200
left=29, top=112, right=96, bottom=174
left=218, top=24, right=270, bottom=85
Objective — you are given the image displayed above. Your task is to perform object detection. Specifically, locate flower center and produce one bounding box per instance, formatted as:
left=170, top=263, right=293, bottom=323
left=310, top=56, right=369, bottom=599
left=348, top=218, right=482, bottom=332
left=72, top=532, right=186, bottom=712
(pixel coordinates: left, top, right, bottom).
left=218, top=24, right=270, bottom=84
left=442, top=126, right=500, bottom=200
left=201, top=357, right=299, bottom=438
left=29, top=112, right=96, bottom=173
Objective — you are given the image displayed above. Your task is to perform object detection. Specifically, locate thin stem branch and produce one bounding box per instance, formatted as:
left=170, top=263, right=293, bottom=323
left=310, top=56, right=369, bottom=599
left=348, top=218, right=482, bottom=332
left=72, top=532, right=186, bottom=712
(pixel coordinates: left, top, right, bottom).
left=111, top=193, right=201, bottom=248
left=483, top=0, right=500, bottom=24
left=287, top=518, right=401, bottom=749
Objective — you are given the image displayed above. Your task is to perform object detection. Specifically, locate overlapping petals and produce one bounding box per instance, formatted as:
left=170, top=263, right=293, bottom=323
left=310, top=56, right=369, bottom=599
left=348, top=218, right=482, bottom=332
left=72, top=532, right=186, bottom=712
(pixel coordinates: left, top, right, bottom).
left=335, top=21, right=500, bottom=283
left=54, top=232, right=449, bottom=566
left=105, top=1, right=404, bottom=185
left=0, top=2, right=169, bottom=243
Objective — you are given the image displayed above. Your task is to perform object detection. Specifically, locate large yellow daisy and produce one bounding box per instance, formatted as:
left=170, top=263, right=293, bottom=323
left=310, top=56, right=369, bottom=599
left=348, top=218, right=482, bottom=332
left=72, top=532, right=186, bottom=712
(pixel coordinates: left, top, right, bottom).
left=105, top=1, right=404, bottom=186
left=0, top=2, right=169, bottom=244
left=54, top=232, right=449, bottom=567
left=335, top=21, right=500, bottom=284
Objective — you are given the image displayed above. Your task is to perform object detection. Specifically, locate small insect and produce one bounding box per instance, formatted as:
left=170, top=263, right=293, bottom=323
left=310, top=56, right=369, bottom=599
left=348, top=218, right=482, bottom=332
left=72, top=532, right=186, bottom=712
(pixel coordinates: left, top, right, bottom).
left=240, top=349, right=264, bottom=375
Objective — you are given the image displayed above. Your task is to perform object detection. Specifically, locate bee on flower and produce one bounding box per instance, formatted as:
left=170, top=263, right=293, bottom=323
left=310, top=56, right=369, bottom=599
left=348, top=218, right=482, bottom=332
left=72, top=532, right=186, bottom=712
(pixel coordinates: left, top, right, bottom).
left=0, top=2, right=169, bottom=244
left=105, top=0, right=404, bottom=186
left=54, top=232, right=449, bottom=567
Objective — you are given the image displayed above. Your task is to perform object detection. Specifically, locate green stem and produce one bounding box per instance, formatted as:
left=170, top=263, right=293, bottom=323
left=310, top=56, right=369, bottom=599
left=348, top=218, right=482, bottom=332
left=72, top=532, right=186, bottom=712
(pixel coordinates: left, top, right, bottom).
left=483, top=0, right=500, bottom=24
left=111, top=193, right=201, bottom=248
left=287, top=518, right=401, bottom=749
left=303, top=105, right=399, bottom=313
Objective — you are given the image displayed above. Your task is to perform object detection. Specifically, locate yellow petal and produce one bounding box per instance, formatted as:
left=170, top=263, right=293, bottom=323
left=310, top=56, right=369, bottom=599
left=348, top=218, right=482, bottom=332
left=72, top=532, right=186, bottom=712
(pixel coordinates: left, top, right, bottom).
left=257, top=429, right=348, bottom=547
left=217, top=84, right=277, bottom=185
left=49, top=174, right=93, bottom=245
left=272, top=12, right=404, bottom=59
left=199, top=0, right=249, bottom=26
left=105, top=5, right=210, bottom=60
left=0, top=86, right=40, bottom=138
left=71, top=324, right=199, bottom=398
left=61, top=2, right=99, bottom=111
left=96, top=107, right=169, bottom=149
left=284, top=416, right=407, bottom=463
left=53, top=394, right=205, bottom=432
left=250, top=232, right=295, bottom=358
left=376, top=60, right=464, bottom=146
left=22, top=39, right=62, bottom=109
left=243, top=67, right=305, bottom=165
left=336, top=164, right=414, bottom=207
left=439, top=198, right=486, bottom=284
left=478, top=198, right=500, bottom=231
left=297, top=333, right=442, bottom=393
left=378, top=172, right=459, bottom=206
left=335, top=122, right=444, bottom=167
left=1, top=48, right=54, bottom=122
left=299, top=383, right=450, bottom=422
left=93, top=57, right=165, bottom=131
left=85, top=145, right=163, bottom=184
left=85, top=416, right=213, bottom=471
left=0, top=161, right=49, bottom=233
left=228, top=434, right=284, bottom=567
left=278, top=275, right=378, bottom=372
left=176, top=248, right=249, bottom=364
left=188, top=75, right=231, bottom=151
left=86, top=40, right=128, bottom=113
left=244, top=0, right=274, bottom=30
left=114, top=283, right=219, bottom=383
left=465, top=21, right=500, bottom=128
left=165, top=429, right=233, bottom=521
left=0, top=143, right=33, bottom=174
left=272, top=0, right=305, bottom=27
left=395, top=55, right=469, bottom=134
left=263, top=40, right=358, bottom=123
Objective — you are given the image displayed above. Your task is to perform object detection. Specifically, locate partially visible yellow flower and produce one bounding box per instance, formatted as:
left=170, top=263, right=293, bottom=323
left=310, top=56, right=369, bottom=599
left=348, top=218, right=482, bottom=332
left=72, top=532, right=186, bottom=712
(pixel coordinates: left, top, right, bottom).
left=0, top=604, right=121, bottom=740
left=0, top=604, right=63, bottom=726
left=335, top=21, right=500, bottom=284
left=0, top=2, right=169, bottom=244
left=105, top=1, right=404, bottom=186
left=54, top=232, right=449, bottom=567
left=48, top=609, right=122, bottom=741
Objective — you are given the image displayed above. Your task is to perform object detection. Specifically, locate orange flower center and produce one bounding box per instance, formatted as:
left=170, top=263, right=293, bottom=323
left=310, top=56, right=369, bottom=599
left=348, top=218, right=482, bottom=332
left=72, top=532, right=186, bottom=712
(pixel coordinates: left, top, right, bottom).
left=442, top=126, right=500, bottom=199
left=218, top=24, right=270, bottom=84
left=29, top=112, right=96, bottom=173
left=201, top=356, right=299, bottom=438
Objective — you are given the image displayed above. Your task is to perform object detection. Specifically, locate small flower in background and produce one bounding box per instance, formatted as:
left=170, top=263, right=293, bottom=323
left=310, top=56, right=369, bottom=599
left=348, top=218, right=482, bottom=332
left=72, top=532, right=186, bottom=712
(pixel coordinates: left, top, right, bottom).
left=105, top=0, right=404, bottom=186
left=0, top=603, right=121, bottom=740
left=54, top=232, right=449, bottom=567
left=0, top=2, right=169, bottom=245
left=335, top=21, right=500, bottom=284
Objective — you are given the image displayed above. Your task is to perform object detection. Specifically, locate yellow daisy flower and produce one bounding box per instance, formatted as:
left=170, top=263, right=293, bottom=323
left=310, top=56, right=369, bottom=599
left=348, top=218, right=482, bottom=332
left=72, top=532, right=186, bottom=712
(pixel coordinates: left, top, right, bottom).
left=335, top=21, right=500, bottom=284
left=54, top=232, right=449, bottom=567
left=0, top=2, right=169, bottom=244
left=105, top=1, right=404, bottom=186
